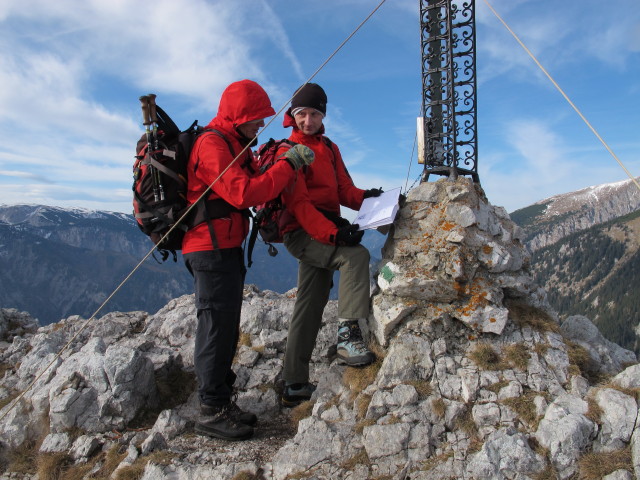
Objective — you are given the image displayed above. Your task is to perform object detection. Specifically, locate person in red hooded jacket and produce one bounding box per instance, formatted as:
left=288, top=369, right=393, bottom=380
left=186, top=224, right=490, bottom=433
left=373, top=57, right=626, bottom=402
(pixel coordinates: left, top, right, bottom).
left=183, top=79, right=314, bottom=440
left=278, top=83, right=383, bottom=407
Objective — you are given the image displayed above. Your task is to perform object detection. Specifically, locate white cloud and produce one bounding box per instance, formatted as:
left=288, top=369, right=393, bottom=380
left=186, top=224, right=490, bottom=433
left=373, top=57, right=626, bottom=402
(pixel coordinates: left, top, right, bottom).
left=0, top=0, right=297, bottom=212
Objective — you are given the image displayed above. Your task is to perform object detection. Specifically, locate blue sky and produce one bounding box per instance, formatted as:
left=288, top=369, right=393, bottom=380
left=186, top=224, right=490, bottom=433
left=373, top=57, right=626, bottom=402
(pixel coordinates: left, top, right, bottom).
left=0, top=0, right=638, bottom=215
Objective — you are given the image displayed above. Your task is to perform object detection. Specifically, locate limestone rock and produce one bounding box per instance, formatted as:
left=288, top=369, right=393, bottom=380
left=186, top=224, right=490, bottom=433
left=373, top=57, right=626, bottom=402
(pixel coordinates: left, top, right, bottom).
left=593, top=388, right=637, bottom=452
left=561, top=315, right=637, bottom=375
left=466, top=427, right=546, bottom=479
left=535, top=395, right=597, bottom=479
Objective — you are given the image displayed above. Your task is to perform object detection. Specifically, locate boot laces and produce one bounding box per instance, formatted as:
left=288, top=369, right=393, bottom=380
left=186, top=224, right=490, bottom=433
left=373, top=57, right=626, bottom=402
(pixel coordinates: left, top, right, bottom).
left=339, top=322, right=367, bottom=352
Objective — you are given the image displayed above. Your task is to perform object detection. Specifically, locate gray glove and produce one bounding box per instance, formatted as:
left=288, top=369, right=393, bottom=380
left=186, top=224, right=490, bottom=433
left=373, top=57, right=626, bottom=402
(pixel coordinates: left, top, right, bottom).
left=283, top=144, right=315, bottom=170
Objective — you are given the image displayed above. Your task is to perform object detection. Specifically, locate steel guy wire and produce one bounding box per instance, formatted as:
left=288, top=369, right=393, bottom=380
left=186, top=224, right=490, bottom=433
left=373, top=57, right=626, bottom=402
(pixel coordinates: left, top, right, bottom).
left=483, top=0, right=640, bottom=193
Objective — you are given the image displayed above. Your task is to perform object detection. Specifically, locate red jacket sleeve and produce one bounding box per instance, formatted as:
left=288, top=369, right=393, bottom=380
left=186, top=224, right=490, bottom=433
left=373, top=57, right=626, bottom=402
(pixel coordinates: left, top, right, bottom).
left=280, top=140, right=366, bottom=245
left=331, top=142, right=366, bottom=211
left=282, top=170, right=338, bottom=244
left=193, top=133, right=295, bottom=208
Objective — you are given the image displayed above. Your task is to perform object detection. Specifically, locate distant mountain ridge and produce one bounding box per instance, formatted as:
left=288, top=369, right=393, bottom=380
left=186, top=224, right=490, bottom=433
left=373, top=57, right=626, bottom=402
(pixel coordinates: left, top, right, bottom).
left=0, top=204, right=386, bottom=325
left=510, top=177, right=640, bottom=252
left=0, top=204, right=150, bottom=256
left=0, top=204, right=193, bottom=325
left=509, top=178, right=640, bottom=354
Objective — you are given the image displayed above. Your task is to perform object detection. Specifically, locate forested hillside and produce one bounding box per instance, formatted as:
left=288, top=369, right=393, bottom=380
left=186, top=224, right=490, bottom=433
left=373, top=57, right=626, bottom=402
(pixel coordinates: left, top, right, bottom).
left=530, top=209, right=640, bottom=353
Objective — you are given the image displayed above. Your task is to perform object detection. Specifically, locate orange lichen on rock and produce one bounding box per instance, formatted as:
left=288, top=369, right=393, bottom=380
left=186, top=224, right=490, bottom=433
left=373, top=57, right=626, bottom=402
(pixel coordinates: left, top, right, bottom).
left=454, top=278, right=489, bottom=317
left=440, top=221, right=455, bottom=231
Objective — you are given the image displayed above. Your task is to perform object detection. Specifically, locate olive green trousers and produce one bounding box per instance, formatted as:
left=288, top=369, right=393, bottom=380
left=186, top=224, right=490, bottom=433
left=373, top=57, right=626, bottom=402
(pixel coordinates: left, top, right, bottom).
left=282, top=229, right=371, bottom=384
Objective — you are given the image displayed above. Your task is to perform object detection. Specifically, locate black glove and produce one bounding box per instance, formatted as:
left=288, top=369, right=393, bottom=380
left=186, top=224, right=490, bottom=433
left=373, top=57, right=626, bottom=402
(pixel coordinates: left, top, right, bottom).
left=363, top=187, right=383, bottom=199
left=334, top=224, right=364, bottom=246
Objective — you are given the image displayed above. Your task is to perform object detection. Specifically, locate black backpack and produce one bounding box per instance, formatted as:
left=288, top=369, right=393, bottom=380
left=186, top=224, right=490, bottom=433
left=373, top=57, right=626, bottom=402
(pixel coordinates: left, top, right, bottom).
left=133, top=98, right=239, bottom=261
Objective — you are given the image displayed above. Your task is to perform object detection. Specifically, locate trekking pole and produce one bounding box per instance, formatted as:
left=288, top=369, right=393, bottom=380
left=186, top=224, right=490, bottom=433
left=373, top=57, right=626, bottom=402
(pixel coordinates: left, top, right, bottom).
left=147, top=93, right=165, bottom=201
left=139, top=95, right=160, bottom=202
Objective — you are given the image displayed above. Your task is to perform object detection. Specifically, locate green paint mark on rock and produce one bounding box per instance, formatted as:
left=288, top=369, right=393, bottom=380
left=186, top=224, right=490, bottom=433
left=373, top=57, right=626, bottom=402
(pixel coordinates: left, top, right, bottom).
left=380, top=265, right=395, bottom=283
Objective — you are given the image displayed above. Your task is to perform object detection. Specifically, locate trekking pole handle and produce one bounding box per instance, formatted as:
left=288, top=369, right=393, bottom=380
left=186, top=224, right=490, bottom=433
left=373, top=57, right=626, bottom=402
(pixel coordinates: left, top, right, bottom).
left=139, top=95, right=151, bottom=126
left=147, top=94, right=158, bottom=124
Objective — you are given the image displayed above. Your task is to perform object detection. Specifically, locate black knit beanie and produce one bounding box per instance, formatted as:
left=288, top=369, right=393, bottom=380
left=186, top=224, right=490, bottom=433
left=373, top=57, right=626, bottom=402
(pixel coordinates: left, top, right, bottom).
left=291, top=83, right=327, bottom=115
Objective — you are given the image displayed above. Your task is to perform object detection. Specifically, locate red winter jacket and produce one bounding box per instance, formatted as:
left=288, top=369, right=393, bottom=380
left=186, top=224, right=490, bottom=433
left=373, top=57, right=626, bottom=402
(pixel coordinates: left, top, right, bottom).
left=182, top=80, right=295, bottom=253
left=280, top=112, right=365, bottom=245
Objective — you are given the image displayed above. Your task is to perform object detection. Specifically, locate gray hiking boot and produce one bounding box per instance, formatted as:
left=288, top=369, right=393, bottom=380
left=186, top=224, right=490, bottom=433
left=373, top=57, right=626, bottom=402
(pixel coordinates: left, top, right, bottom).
left=281, top=382, right=317, bottom=408
left=336, top=320, right=375, bottom=367
left=195, top=403, right=254, bottom=441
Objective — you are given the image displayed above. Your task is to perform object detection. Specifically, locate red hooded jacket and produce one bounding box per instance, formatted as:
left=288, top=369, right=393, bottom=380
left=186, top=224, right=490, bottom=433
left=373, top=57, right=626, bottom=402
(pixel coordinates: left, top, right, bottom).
left=280, top=112, right=366, bottom=245
left=182, top=80, right=295, bottom=253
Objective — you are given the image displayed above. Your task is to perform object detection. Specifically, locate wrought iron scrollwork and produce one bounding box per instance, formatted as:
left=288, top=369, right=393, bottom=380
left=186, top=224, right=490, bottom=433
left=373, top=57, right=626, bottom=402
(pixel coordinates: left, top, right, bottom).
left=419, top=0, right=479, bottom=183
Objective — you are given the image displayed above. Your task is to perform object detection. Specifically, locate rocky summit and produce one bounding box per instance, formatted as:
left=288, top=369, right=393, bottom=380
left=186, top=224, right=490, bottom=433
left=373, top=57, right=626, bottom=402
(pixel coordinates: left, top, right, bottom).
left=1, top=177, right=639, bottom=480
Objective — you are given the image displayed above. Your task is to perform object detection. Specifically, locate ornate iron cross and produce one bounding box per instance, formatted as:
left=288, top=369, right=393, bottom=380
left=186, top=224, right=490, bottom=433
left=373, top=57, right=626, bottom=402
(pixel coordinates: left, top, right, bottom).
left=418, top=0, right=480, bottom=183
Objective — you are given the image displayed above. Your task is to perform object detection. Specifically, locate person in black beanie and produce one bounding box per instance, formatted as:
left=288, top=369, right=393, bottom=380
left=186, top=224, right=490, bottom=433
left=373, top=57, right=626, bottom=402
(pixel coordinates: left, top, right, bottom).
left=290, top=82, right=327, bottom=116
left=276, top=83, right=383, bottom=407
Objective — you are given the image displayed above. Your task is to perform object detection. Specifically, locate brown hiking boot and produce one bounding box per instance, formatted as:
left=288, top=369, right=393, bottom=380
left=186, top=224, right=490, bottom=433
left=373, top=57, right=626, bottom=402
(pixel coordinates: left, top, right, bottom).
left=196, top=403, right=254, bottom=441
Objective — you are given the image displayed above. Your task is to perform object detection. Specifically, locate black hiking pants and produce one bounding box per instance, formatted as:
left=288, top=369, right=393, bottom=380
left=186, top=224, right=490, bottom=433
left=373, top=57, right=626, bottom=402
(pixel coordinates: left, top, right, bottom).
left=184, top=248, right=245, bottom=407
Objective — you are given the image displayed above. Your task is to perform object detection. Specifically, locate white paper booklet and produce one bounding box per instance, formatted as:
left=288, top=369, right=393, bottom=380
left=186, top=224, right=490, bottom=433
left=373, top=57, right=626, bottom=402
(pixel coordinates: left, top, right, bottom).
left=354, top=187, right=401, bottom=230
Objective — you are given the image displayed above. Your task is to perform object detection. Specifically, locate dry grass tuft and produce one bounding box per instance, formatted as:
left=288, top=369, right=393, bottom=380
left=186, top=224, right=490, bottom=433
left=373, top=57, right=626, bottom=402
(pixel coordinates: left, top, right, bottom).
left=0, top=390, right=18, bottom=411
left=565, top=341, right=606, bottom=384
left=83, top=444, right=128, bottom=480
left=232, top=471, right=264, bottom=480
left=419, top=449, right=454, bottom=472
left=431, top=397, right=446, bottom=418
left=354, top=394, right=372, bottom=420
left=506, top=299, right=560, bottom=333
left=354, top=418, right=377, bottom=434
left=406, top=380, right=432, bottom=399
left=147, top=450, right=175, bottom=466
left=532, top=463, right=559, bottom=480
left=469, top=343, right=503, bottom=371
left=7, top=440, right=38, bottom=475
left=578, top=447, right=632, bottom=480
left=238, top=331, right=252, bottom=348
left=113, top=462, right=147, bottom=480
left=289, top=400, right=315, bottom=428
left=0, top=362, right=13, bottom=379
left=585, top=396, right=604, bottom=425
left=342, top=356, right=383, bottom=397
left=601, top=382, right=640, bottom=402
left=486, top=380, right=510, bottom=394
left=454, top=405, right=478, bottom=439
left=504, top=343, right=530, bottom=371
left=533, top=343, right=549, bottom=357
left=58, top=458, right=97, bottom=480
left=36, top=452, right=73, bottom=480
left=502, top=391, right=543, bottom=428
left=113, top=451, right=176, bottom=480
left=566, top=341, right=590, bottom=372
left=340, top=448, right=370, bottom=470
